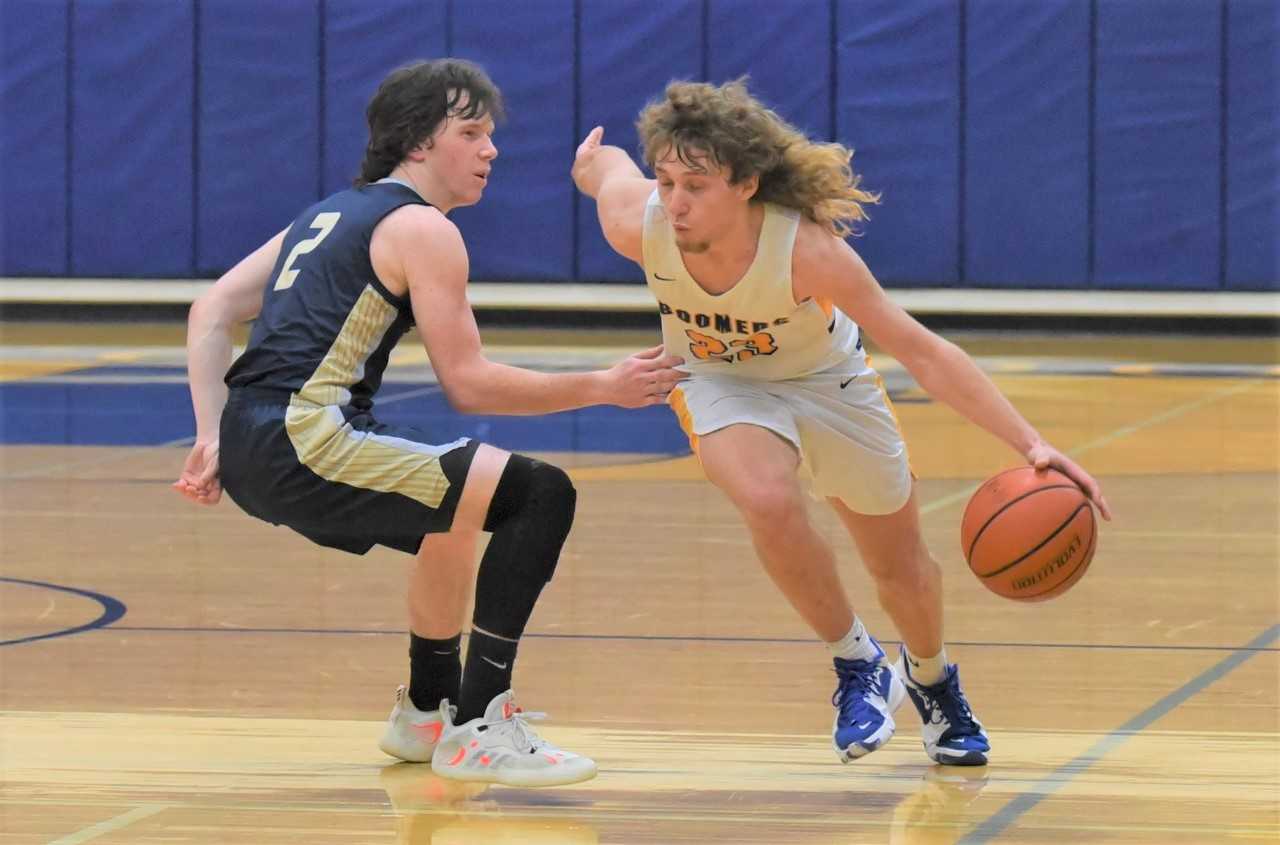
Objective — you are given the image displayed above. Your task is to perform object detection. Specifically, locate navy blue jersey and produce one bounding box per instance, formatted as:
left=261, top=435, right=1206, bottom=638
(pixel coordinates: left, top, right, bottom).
left=226, top=181, right=428, bottom=411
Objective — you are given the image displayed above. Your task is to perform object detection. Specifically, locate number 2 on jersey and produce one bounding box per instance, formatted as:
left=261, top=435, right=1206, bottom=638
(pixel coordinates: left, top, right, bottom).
left=273, top=212, right=341, bottom=291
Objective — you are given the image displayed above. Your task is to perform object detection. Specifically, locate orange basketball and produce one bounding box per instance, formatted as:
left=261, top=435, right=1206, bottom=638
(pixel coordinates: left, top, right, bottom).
left=961, top=466, right=1097, bottom=601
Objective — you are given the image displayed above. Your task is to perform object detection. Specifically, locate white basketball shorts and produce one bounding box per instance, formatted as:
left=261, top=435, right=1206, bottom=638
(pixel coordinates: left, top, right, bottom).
left=667, top=362, right=913, bottom=515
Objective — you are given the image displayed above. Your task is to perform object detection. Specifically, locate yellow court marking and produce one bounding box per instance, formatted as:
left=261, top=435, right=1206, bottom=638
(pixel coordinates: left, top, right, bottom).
left=569, top=453, right=704, bottom=482
left=566, top=375, right=1278, bottom=487
left=0, top=347, right=149, bottom=381
left=0, top=361, right=91, bottom=381
left=917, top=376, right=1271, bottom=514
left=1112, top=363, right=1157, bottom=376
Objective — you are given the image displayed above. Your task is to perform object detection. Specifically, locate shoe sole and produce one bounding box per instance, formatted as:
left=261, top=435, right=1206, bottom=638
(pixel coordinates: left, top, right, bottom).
left=430, top=760, right=598, bottom=787
left=378, top=718, right=435, bottom=763
left=833, top=668, right=908, bottom=763
left=928, top=747, right=989, bottom=766
left=378, top=734, right=434, bottom=763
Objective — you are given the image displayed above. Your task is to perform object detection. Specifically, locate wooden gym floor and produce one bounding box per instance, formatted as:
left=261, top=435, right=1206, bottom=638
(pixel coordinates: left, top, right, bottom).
left=0, top=325, right=1277, bottom=844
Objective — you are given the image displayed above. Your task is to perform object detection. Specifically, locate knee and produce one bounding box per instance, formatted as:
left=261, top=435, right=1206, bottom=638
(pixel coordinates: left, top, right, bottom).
left=483, top=455, right=576, bottom=538
left=726, top=479, right=808, bottom=530
left=478, top=455, right=576, bottom=589
left=529, top=459, right=576, bottom=533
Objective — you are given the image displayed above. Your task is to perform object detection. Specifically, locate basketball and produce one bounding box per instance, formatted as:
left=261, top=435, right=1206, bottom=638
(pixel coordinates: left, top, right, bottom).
left=961, top=466, right=1097, bottom=601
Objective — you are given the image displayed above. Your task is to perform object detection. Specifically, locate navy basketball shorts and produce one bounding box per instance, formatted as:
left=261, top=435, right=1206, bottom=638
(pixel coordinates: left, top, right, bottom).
left=219, top=390, right=479, bottom=555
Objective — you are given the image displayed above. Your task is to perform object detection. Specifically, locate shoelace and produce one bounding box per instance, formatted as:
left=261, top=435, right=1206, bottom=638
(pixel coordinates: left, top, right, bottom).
left=831, top=660, right=880, bottom=721
left=482, top=707, right=550, bottom=753
left=919, top=673, right=979, bottom=737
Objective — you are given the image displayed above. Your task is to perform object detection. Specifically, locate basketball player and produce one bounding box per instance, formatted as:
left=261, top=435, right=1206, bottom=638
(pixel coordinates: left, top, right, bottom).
left=172, top=59, right=686, bottom=787
left=572, top=79, right=1112, bottom=766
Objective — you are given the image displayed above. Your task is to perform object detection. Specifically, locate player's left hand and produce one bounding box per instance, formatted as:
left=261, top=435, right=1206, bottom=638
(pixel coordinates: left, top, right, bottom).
left=1025, top=442, right=1112, bottom=521
left=571, top=126, right=605, bottom=183
left=173, top=439, right=222, bottom=505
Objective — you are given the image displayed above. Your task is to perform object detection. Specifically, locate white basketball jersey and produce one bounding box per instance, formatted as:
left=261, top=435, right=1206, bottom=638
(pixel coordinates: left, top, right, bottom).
left=641, top=191, right=863, bottom=380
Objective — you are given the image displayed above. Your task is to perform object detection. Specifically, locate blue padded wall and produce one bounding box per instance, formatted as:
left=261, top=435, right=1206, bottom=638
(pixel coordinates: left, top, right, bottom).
left=836, top=0, right=961, bottom=287
left=2, top=0, right=1274, bottom=291
left=197, top=0, right=322, bottom=274
left=1225, top=0, right=1279, bottom=291
left=1, top=0, right=67, bottom=275
left=576, top=0, right=702, bottom=284
left=1094, top=0, right=1221, bottom=289
left=450, top=0, right=575, bottom=282
left=322, top=0, right=447, bottom=195
left=70, top=0, right=193, bottom=277
left=706, top=0, right=832, bottom=141
left=965, top=0, right=1090, bottom=288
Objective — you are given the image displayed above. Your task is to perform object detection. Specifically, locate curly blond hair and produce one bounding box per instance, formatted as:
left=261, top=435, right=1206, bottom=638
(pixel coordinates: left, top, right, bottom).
left=637, top=78, right=878, bottom=238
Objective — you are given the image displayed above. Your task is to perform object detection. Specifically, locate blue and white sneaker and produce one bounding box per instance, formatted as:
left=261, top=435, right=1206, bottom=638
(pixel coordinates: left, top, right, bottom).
left=831, top=638, right=907, bottom=762
left=895, top=650, right=990, bottom=766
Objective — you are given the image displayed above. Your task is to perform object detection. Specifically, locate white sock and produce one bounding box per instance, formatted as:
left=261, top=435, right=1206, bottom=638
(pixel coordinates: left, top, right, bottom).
left=903, top=646, right=948, bottom=686
left=827, top=616, right=880, bottom=663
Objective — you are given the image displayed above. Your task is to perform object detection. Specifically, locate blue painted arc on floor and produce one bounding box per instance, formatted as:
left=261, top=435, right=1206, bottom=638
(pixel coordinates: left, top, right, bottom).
left=0, top=577, right=128, bottom=647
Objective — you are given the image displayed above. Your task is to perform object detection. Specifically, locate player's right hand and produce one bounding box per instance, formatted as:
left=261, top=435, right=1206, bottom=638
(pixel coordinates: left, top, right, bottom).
left=1025, top=441, right=1112, bottom=521
left=173, top=439, right=222, bottom=505
left=606, top=344, right=688, bottom=408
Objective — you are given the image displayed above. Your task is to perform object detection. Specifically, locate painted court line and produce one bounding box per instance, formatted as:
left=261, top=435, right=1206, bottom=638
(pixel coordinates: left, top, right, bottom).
left=47, top=804, right=169, bottom=845
left=101, top=624, right=1279, bottom=654
left=919, top=378, right=1266, bottom=515
left=958, top=623, right=1280, bottom=844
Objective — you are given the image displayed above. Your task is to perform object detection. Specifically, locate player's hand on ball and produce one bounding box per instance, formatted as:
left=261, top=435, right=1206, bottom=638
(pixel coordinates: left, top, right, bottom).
left=1025, top=441, right=1111, bottom=521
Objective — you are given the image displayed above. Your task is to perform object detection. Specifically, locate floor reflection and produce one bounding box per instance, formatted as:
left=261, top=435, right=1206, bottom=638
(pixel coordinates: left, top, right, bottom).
left=380, top=763, right=600, bottom=844
left=889, top=766, right=990, bottom=844
left=380, top=760, right=990, bottom=844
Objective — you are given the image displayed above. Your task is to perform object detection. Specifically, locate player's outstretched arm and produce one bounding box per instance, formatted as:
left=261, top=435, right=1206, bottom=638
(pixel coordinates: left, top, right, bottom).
left=572, top=126, right=653, bottom=263
left=387, top=207, right=685, bottom=414
left=794, top=223, right=1112, bottom=520
left=174, top=228, right=287, bottom=505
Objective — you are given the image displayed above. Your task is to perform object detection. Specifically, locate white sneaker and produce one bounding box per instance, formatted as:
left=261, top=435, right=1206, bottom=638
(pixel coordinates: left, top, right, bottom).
left=378, top=685, right=450, bottom=763
left=430, top=690, right=597, bottom=787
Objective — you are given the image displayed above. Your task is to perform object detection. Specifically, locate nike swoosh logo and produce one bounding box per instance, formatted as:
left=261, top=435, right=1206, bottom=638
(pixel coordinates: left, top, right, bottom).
left=840, top=377, right=856, bottom=389
left=653, top=273, right=676, bottom=281
left=481, top=656, right=508, bottom=670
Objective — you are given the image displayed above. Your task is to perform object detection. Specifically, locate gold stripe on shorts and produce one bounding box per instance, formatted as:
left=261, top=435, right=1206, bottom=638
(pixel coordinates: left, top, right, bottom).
left=865, top=352, right=915, bottom=479
left=286, top=403, right=452, bottom=508
left=667, top=385, right=700, bottom=454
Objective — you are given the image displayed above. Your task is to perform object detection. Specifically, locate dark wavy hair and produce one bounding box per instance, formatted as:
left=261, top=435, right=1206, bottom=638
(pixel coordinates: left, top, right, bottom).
left=354, top=58, right=505, bottom=187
